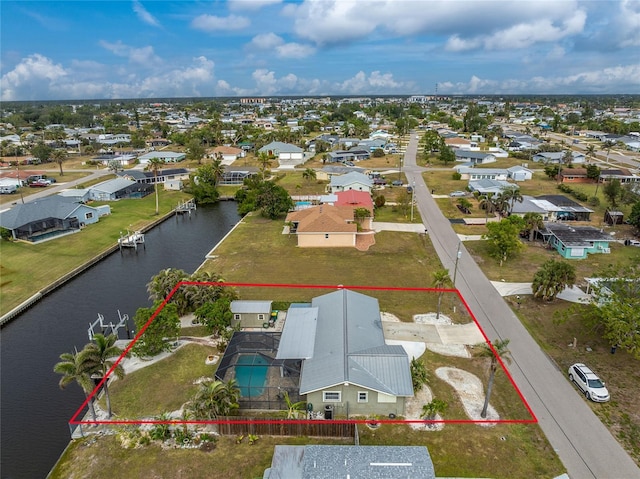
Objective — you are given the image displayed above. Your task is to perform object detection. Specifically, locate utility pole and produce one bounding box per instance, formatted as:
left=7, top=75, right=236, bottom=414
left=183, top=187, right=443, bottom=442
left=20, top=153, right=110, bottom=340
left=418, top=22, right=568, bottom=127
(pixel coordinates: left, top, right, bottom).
left=410, top=181, right=415, bottom=222
left=453, top=242, right=462, bottom=285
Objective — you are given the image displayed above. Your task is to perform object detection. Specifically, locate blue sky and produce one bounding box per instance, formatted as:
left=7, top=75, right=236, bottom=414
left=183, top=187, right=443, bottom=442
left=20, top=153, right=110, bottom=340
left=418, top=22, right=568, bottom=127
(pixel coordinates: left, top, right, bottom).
left=1, top=0, right=639, bottom=101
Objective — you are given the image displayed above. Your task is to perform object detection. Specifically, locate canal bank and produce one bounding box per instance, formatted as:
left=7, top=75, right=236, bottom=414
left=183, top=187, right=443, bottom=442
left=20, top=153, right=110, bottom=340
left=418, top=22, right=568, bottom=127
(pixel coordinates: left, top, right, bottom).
left=1, top=208, right=180, bottom=326
left=0, top=202, right=241, bottom=479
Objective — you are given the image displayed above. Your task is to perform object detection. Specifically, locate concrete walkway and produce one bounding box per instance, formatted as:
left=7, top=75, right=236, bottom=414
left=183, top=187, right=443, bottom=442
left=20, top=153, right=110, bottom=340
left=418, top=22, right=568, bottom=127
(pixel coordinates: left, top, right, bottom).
left=491, top=281, right=592, bottom=304
left=372, top=221, right=425, bottom=233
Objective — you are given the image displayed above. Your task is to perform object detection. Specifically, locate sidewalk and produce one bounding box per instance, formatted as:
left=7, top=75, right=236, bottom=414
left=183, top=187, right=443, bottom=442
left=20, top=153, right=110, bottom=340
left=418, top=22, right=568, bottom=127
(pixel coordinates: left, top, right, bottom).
left=490, top=281, right=592, bottom=303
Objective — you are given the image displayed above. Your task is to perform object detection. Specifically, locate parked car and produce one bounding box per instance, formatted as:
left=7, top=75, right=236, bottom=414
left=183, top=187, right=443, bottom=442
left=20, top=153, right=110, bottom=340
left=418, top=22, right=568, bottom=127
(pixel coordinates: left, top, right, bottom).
left=568, top=363, right=610, bottom=402
left=449, top=190, right=467, bottom=197
left=624, top=239, right=640, bottom=247
left=373, top=178, right=387, bottom=186
left=391, top=180, right=403, bottom=186
left=0, top=185, right=18, bottom=194
left=29, top=179, right=51, bottom=187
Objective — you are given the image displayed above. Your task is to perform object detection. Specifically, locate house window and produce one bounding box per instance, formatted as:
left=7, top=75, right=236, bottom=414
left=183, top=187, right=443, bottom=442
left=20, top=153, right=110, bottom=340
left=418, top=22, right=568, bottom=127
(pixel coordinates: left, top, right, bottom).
left=85, top=212, right=94, bottom=219
left=357, top=391, right=368, bottom=403
left=323, top=391, right=341, bottom=402
left=258, top=314, right=265, bottom=320
left=234, top=314, right=240, bottom=321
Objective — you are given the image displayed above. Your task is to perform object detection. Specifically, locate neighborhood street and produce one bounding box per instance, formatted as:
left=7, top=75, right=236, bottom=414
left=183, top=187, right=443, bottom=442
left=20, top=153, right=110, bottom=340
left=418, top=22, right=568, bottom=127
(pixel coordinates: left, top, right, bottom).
left=402, top=134, right=639, bottom=478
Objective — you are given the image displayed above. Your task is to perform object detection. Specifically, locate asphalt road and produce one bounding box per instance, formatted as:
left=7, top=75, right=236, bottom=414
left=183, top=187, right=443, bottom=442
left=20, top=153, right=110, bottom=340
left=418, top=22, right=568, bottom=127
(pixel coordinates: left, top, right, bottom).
left=403, top=134, right=639, bottom=478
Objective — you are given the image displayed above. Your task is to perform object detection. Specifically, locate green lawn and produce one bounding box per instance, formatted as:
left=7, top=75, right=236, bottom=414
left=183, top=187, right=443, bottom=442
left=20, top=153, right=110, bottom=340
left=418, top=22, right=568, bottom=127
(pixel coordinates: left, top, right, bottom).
left=0, top=190, right=191, bottom=315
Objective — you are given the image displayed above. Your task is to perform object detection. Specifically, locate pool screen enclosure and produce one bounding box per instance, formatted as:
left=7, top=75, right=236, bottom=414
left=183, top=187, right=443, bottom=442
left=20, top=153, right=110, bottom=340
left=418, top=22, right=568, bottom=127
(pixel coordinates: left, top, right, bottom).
left=215, top=331, right=302, bottom=410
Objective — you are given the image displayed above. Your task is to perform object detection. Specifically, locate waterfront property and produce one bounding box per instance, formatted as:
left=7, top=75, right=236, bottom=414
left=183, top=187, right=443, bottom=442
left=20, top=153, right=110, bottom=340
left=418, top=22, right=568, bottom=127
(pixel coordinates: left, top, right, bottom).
left=0, top=196, right=110, bottom=242
left=88, top=177, right=154, bottom=201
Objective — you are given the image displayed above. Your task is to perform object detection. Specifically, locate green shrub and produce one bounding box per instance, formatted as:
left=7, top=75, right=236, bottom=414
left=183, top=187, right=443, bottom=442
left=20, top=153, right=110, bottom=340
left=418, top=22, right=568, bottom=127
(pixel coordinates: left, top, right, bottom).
left=452, top=172, right=462, bottom=180
left=589, top=196, right=601, bottom=206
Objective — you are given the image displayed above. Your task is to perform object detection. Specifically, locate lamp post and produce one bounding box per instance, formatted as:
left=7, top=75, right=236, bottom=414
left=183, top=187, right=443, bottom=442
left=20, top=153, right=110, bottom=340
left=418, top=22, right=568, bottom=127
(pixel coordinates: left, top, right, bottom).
left=453, top=242, right=462, bottom=285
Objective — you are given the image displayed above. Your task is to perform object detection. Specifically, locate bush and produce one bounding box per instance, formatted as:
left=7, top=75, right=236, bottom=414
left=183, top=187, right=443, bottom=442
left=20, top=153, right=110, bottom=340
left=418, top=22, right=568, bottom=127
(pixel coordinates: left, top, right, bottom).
left=372, top=149, right=385, bottom=158
left=0, top=227, right=12, bottom=241
left=410, top=358, right=429, bottom=391
left=374, top=195, right=386, bottom=208
left=588, top=196, right=601, bottom=207
left=452, top=172, right=462, bottom=180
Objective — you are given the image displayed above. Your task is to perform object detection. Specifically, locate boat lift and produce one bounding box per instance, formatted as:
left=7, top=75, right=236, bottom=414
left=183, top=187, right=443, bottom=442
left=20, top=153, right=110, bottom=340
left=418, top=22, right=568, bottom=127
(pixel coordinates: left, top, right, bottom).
left=88, top=310, right=131, bottom=340
left=118, top=229, right=145, bottom=252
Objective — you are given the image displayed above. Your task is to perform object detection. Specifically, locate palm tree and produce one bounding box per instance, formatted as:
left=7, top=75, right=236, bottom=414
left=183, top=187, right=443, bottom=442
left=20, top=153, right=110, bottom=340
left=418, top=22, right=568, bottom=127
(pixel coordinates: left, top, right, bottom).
left=257, top=152, right=273, bottom=180
left=523, top=212, right=544, bottom=242
left=210, top=157, right=225, bottom=186
left=283, top=391, right=306, bottom=419
left=302, top=168, right=316, bottom=183
left=83, top=334, right=125, bottom=418
left=586, top=144, right=596, bottom=163
left=145, top=157, right=166, bottom=215
left=189, top=379, right=240, bottom=420
left=432, top=269, right=451, bottom=320
left=478, top=194, right=495, bottom=222
left=474, top=339, right=512, bottom=418
left=500, top=188, right=523, bottom=214
left=51, top=149, right=68, bottom=176
left=422, top=399, right=448, bottom=420
left=53, top=350, right=99, bottom=421
left=601, top=140, right=615, bottom=165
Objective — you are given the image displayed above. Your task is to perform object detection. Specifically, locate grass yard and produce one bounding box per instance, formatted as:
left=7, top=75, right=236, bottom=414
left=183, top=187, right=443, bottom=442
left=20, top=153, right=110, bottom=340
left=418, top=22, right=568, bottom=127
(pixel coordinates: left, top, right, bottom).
left=106, top=343, right=219, bottom=418
left=0, top=190, right=191, bottom=315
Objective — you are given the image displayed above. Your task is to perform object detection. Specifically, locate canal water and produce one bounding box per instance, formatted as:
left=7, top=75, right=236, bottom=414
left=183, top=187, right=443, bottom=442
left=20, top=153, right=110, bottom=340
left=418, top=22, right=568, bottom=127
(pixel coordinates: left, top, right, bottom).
left=0, top=202, right=240, bottom=479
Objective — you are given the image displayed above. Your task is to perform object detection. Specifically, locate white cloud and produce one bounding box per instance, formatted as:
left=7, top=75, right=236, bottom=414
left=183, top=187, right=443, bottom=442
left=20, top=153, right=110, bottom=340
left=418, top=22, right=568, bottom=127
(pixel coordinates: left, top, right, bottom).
left=285, top=0, right=586, bottom=51
left=446, top=11, right=587, bottom=51
left=275, top=42, right=315, bottom=59
left=99, top=41, right=161, bottom=65
left=439, top=63, right=640, bottom=94
left=616, top=0, right=640, bottom=47
left=247, top=33, right=315, bottom=58
left=1, top=54, right=67, bottom=101
left=1, top=53, right=219, bottom=100
left=338, top=70, right=409, bottom=94
left=191, top=14, right=250, bottom=32
left=228, top=0, right=282, bottom=11
left=249, top=32, right=285, bottom=50
left=132, top=1, right=160, bottom=27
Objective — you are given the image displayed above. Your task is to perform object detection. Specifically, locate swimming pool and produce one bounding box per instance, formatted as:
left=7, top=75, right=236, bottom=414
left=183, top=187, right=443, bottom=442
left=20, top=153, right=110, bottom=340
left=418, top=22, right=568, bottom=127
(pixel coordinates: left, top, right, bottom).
left=234, top=354, right=269, bottom=397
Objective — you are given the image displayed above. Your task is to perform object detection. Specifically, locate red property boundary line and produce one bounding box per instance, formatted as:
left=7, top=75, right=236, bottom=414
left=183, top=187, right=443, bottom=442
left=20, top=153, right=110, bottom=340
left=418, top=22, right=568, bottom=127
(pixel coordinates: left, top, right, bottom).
left=70, top=282, right=537, bottom=426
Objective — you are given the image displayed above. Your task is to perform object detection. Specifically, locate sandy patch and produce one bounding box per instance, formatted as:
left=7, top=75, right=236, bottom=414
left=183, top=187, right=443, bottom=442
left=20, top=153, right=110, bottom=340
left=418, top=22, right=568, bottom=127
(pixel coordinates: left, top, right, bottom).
left=435, top=367, right=498, bottom=425
left=404, top=385, right=445, bottom=431
left=380, top=312, right=401, bottom=322
left=414, top=313, right=453, bottom=325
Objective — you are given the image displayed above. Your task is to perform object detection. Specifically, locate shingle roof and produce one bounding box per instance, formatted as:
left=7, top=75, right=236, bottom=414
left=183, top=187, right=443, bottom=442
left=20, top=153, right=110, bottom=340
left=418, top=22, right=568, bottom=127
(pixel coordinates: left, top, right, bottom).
left=259, top=141, right=303, bottom=153
left=264, top=445, right=436, bottom=479
left=543, top=223, right=612, bottom=246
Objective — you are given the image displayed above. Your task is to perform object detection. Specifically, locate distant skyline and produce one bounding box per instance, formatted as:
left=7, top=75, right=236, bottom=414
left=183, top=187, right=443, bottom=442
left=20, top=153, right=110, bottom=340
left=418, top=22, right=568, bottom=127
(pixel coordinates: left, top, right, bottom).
left=1, top=0, right=639, bottom=101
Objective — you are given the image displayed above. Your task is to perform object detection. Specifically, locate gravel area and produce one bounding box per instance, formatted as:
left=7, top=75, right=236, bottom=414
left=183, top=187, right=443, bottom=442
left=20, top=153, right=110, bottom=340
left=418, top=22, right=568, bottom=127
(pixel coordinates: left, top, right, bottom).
left=436, top=366, right=498, bottom=425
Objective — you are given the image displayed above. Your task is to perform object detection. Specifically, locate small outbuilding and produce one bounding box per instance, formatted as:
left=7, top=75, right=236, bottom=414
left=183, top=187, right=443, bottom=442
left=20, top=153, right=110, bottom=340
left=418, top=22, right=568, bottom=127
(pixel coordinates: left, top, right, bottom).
left=230, top=300, right=274, bottom=328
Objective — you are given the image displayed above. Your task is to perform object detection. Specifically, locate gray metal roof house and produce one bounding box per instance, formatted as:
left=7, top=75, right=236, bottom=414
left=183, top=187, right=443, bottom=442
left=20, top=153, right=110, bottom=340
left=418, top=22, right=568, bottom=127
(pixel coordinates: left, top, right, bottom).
left=328, top=171, right=373, bottom=194
left=264, top=445, right=436, bottom=479
left=278, top=289, right=413, bottom=417
left=0, top=196, right=109, bottom=242
left=88, top=177, right=154, bottom=201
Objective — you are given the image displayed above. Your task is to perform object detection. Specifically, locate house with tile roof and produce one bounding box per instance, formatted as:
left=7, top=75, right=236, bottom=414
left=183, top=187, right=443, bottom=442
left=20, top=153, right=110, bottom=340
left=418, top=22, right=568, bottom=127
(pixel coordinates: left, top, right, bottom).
left=211, top=145, right=244, bottom=164
left=276, top=289, right=414, bottom=418
left=285, top=205, right=358, bottom=248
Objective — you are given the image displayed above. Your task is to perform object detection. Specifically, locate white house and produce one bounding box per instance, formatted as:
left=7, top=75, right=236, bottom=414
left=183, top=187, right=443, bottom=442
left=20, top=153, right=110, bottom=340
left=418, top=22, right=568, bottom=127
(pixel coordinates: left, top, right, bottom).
left=328, top=171, right=373, bottom=194
left=259, top=141, right=305, bottom=168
